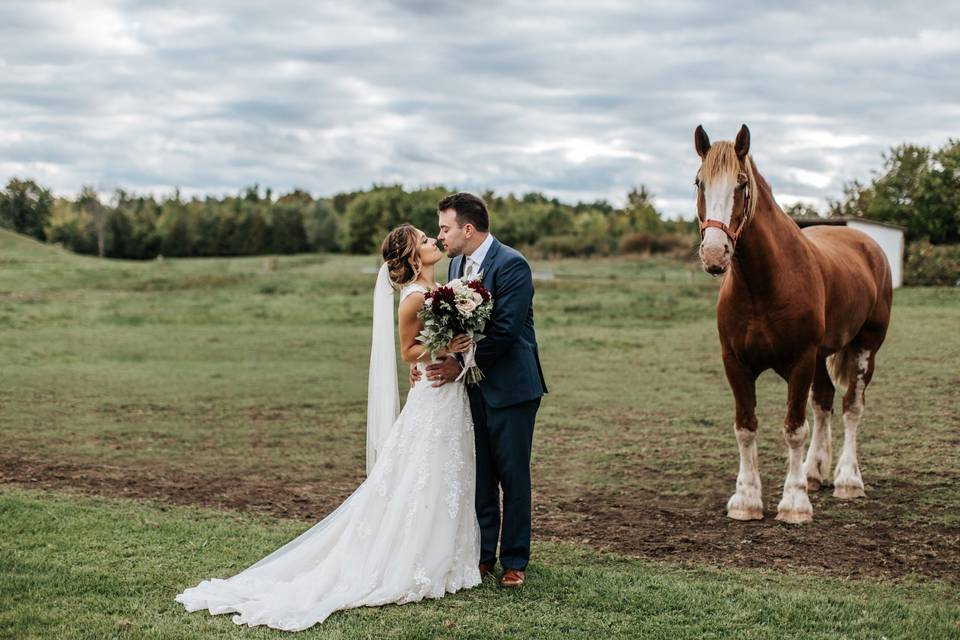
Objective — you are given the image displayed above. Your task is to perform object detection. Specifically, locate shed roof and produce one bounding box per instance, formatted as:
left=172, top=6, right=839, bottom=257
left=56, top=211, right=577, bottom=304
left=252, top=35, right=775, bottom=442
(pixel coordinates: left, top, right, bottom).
left=792, top=216, right=905, bottom=232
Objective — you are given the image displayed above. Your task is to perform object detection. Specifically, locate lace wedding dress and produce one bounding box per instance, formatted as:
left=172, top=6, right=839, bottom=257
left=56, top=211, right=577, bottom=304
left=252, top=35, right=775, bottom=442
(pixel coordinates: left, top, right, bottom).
left=175, top=277, right=481, bottom=632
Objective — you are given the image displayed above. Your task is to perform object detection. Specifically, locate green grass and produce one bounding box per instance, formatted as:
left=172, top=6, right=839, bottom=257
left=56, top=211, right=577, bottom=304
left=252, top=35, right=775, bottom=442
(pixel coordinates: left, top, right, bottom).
left=2, top=486, right=957, bottom=640
left=2, top=229, right=959, bottom=638
left=2, top=229, right=957, bottom=521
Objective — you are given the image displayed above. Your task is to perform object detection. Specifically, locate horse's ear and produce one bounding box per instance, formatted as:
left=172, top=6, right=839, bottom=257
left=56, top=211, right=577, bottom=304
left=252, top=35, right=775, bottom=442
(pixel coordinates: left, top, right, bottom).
left=695, top=125, right=711, bottom=158
left=735, top=124, right=750, bottom=158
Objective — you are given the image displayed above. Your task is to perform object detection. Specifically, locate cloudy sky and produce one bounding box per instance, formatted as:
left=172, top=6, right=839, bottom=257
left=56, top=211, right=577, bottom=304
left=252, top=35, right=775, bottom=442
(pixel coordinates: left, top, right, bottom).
left=1, top=1, right=957, bottom=217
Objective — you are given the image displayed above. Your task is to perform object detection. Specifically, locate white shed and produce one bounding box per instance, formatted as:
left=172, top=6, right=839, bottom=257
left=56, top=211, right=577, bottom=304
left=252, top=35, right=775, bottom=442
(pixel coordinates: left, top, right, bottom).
left=794, top=217, right=905, bottom=288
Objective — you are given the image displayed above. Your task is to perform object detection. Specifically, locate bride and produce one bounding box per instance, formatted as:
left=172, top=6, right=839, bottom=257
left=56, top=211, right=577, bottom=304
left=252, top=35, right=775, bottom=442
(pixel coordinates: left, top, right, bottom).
left=175, top=224, right=481, bottom=631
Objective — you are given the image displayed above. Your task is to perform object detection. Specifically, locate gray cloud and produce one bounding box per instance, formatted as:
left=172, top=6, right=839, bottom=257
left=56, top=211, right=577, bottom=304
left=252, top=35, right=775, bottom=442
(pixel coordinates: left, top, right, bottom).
left=1, top=0, right=958, bottom=216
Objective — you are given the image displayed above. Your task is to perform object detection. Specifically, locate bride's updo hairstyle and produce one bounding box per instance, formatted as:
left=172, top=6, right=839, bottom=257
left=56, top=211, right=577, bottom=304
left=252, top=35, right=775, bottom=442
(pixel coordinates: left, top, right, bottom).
left=381, top=224, right=421, bottom=288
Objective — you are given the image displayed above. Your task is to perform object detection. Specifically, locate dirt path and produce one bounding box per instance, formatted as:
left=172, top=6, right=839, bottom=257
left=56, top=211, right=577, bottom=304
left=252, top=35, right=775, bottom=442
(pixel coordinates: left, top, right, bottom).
left=3, top=453, right=957, bottom=583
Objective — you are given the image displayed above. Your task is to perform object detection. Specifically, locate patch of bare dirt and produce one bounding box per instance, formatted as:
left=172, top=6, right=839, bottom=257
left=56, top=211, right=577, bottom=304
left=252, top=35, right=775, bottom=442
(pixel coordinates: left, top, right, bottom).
left=3, top=453, right=957, bottom=583
left=0, top=454, right=356, bottom=521
left=535, top=485, right=960, bottom=582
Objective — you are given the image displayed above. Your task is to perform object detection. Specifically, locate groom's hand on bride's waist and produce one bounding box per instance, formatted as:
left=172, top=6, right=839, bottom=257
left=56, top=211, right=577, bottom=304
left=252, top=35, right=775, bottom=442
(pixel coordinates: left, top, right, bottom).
left=425, top=356, right=462, bottom=387
left=409, top=364, right=422, bottom=387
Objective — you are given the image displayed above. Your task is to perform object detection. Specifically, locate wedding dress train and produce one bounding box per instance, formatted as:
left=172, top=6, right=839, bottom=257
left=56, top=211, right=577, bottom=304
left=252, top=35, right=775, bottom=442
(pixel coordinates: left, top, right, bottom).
left=175, top=282, right=481, bottom=631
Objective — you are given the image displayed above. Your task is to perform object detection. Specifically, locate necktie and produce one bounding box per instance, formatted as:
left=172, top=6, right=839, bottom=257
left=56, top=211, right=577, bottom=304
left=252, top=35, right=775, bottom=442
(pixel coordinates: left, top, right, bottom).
left=464, top=258, right=475, bottom=279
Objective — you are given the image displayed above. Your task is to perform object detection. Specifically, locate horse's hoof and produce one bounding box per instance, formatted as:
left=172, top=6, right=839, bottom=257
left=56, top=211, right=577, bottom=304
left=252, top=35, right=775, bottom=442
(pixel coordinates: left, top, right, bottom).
left=775, top=509, right=813, bottom=524
left=727, top=507, right=764, bottom=521
left=806, top=476, right=833, bottom=491
left=833, top=484, right=866, bottom=499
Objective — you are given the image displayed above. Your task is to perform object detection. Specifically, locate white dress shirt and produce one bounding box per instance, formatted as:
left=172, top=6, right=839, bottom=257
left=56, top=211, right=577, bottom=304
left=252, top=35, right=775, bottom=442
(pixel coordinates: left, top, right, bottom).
left=465, top=233, right=494, bottom=277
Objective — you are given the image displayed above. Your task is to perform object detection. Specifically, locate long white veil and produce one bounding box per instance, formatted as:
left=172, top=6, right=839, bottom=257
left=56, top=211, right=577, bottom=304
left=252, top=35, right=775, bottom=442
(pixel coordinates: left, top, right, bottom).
left=366, top=263, right=400, bottom=476
left=233, top=265, right=397, bottom=573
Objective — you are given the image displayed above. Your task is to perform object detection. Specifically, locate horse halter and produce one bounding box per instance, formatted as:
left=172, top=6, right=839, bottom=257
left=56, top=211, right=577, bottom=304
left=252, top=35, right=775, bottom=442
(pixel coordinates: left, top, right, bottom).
left=698, top=173, right=751, bottom=248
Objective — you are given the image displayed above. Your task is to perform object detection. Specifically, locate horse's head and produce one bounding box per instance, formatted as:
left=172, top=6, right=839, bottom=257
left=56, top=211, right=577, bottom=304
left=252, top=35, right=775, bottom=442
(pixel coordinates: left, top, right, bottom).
left=693, top=124, right=757, bottom=276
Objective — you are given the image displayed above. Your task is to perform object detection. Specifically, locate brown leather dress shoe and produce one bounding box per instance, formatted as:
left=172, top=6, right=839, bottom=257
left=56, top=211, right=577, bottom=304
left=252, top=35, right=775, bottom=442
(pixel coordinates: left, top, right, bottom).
left=479, top=562, right=495, bottom=579
left=498, top=569, right=525, bottom=588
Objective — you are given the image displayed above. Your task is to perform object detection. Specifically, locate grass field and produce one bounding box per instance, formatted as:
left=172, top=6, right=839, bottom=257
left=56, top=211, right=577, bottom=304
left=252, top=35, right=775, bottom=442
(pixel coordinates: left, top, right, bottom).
left=4, top=487, right=957, bottom=640
left=1, top=228, right=958, bottom=638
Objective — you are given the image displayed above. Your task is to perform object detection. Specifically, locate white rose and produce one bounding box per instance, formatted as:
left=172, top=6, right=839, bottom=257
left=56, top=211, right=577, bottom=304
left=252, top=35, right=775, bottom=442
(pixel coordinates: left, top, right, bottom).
left=456, top=297, right=479, bottom=316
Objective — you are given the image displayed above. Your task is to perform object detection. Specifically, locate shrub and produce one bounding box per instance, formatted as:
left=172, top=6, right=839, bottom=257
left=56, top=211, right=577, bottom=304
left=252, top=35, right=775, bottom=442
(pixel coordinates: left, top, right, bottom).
left=618, top=232, right=694, bottom=256
left=904, top=240, right=960, bottom=286
left=530, top=234, right=612, bottom=258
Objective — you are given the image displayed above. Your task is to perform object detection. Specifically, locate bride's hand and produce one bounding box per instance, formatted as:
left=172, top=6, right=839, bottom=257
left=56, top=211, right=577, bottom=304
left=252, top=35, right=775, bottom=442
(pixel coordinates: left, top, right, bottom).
left=446, top=334, right=472, bottom=354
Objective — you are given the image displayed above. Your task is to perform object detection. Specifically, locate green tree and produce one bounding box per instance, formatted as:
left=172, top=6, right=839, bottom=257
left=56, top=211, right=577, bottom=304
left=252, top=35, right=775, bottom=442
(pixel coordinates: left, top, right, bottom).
left=828, top=179, right=874, bottom=218
left=783, top=202, right=821, bottom=218
left=494, top=198, right=573, bottom=249
left=156, top=192, right=193, bottom=257
left=268, top=202, right=309, bottom=254
left=623, top=186, right=663, bottom=234
left=189, top=199, right=225, bottom=257
left=869, top=144, right=931, bottom=238
left=46, top=197, right=97, bottom=253
left=339, top=185, right=446, bottom=253
left=305, top=199, right=340, bottom=252
left=0, top=178, right=53, bottom=240
left=829, top=141, right=960, bottom=244
left=76, top=186, right=105, bottom=257
left=924, top=139, right=960, bottom=244
left=108, top=190, right=161, bottom=258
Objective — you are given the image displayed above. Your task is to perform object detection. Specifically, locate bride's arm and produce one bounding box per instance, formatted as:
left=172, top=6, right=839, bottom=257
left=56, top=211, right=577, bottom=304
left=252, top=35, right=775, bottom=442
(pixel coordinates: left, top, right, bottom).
left=398, top=293, right=432, bottom=364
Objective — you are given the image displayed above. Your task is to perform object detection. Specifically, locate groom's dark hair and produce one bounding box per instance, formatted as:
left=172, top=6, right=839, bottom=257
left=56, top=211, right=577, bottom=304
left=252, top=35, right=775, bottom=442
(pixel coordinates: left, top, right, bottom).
left=437, top=192, right=489, bottom=232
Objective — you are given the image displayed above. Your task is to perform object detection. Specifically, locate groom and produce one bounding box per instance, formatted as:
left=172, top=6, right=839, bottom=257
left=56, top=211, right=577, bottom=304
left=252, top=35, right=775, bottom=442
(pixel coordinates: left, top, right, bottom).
left=421, top=192, right=547, bottom=588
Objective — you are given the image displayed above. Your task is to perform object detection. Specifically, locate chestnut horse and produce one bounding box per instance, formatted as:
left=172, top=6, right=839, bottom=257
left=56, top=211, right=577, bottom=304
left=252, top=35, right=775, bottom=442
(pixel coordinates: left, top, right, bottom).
left=694, top=125, right=892, bottom=524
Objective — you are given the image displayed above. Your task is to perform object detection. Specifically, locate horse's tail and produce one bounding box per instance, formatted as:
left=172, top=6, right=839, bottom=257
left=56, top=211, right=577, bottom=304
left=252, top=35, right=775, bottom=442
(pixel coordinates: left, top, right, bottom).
left=827, top=346, right=857, bottom=390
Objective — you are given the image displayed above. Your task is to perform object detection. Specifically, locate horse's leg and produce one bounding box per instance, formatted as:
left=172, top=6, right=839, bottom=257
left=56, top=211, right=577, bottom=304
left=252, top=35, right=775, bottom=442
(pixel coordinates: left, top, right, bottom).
left=803, top=356, right=834, bottom=491
left=723, top=355, right=763, bottom=521
left=834, top=347, right=876, bottom=499
left=777, top=351, right=815, bottom=524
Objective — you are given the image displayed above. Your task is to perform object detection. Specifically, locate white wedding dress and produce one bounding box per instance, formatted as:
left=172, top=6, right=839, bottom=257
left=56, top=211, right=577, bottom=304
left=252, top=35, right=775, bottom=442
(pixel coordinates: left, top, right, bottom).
left=175, top=277, right=481, bottom=631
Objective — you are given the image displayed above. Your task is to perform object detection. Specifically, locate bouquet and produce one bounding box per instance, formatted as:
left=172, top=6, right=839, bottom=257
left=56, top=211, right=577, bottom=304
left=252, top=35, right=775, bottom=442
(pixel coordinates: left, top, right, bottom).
left=416, top=275, right=493, bottom=384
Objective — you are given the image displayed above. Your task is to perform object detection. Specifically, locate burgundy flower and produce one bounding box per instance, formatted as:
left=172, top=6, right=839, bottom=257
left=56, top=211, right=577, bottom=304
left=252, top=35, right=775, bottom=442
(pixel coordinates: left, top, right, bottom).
left=466, top=280, right=492, bottom=302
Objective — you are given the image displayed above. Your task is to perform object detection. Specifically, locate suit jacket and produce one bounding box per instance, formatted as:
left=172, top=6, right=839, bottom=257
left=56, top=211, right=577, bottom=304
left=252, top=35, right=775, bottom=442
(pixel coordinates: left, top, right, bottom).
left=448, top=237, right=547, bottom=409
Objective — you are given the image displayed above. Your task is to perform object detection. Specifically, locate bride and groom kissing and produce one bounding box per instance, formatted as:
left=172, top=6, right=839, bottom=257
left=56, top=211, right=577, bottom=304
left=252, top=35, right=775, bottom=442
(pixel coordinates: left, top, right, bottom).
left=176, top=191, right=548, bottom=631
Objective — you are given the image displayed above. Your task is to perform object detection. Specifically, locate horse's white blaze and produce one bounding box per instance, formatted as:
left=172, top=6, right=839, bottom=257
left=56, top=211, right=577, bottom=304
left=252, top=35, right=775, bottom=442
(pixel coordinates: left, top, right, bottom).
left=701, top=174, right=736, bottom=253
left=803, top=392, right=833, bottom=490
left=704, top=174, right=736, bottom=225
left=777, top=421, right=813, bottom=523
left=834, top=349, right=870, bottom=498
left=727, top=425, right=763, bottom=520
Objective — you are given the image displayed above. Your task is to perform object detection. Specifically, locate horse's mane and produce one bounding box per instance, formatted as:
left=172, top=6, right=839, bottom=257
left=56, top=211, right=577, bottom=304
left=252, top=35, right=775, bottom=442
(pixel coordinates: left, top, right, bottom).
left=700, top=141, right=759, bottom=221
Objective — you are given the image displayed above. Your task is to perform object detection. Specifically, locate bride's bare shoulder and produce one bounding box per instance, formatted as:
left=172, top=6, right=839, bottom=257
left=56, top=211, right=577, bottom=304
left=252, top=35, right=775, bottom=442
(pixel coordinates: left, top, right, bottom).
left=398, top=287, right=426, bottom=319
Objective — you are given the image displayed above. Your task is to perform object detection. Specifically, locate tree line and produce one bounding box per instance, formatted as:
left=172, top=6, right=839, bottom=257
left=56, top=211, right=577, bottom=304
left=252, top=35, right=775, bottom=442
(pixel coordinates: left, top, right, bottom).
left=0, top=182, right=696, bottom=260
left=1, top=139, right=957, bottom=263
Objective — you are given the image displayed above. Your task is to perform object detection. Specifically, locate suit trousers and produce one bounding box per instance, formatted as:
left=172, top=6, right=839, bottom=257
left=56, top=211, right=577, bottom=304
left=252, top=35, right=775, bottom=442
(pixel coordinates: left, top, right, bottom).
left=468, top=388, right=540, bottom=571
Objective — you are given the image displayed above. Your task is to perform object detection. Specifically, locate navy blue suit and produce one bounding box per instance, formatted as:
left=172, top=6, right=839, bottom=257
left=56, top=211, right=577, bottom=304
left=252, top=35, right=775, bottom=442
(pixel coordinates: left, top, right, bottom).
left=448, top=237, right=546, bottom=570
